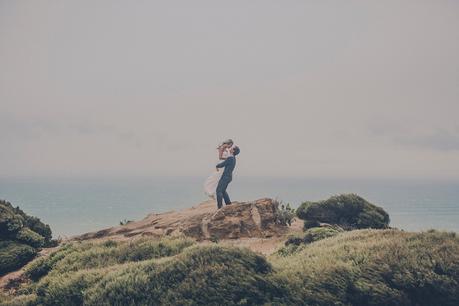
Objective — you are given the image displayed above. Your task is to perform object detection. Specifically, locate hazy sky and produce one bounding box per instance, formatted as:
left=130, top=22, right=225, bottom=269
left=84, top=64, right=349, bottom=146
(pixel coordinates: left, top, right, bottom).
left=1, top=0, right=458, bottom=179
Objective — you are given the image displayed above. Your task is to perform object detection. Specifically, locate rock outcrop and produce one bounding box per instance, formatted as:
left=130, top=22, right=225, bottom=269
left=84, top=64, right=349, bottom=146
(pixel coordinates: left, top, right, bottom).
left=75, top=198, right=287, bottom=241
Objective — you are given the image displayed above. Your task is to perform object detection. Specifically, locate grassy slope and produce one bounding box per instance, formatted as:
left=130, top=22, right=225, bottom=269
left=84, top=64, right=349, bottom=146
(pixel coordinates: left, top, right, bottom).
left=1, top=230, right=458, bottom=306
left=271, top=229, right=459, bottom=306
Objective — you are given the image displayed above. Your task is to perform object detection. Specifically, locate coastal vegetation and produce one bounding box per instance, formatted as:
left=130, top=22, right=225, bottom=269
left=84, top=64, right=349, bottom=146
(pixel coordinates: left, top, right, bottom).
left=2, top=229, right=458, bottom=306
left=296, top=194, right=390, bottom=230
left=0, top=200, right=55, bottom=276
left=276, top=226, right=343, bottom=256
left=1, top=195, right=458, bottom=306
left=273, top=201, right=295, bottom=226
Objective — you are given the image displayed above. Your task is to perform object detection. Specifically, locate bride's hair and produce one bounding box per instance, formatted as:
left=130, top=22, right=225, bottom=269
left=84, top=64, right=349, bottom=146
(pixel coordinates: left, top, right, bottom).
left=218, top=139, right=233, bottom=149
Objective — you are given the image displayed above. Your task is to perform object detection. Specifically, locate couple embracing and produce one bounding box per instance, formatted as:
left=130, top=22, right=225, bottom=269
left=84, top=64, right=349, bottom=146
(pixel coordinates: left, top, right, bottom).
left=204, top=139, right=240, bottom=209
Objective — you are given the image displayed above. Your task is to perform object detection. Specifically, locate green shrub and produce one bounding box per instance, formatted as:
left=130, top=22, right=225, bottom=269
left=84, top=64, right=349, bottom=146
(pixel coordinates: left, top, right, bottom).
left=277, top=227, right=343, bottom=257
left=118, top=237, right=194, bottom=262
left=272, top=229, right=459, bottom=306
left=0, top=200, right=55, bottom=275
left=35, top=269, right=106, bottom=306
left=23, top=237, right=196, bottom=305
left=210, top=234, right=219, bottom=243
left=22, top=217, right=52, bottom=246
left=83, top=259, right=159, bottom=306
left=274, top=201, right=295, bottom=226
left=0, top=204, right=24, bottom=237
left=296, top=194, right=390, bottom=230
left=297, top=200, right=314, bottom=215
left=302, top=219, right=320, bottom=230
left=288, top=227, right=342, bottom=246
left=15, top=240, right=290, bottom=306
left=84, top=245, right=285, bottom=306
left=0, top=241, right=37, bottom=276
left=24, top=243, right=76, bottom=281
left=0, top=200, right=53, bottom=247
left=101, top=239, right=118, bottom=247
left=6, top=229, right=459, bottom=306
left=15, top=228, right=45, bottom=248
left=0, top=294, right=38, bottom=306
left=276, top=241, right=303, bottom=257
left=25, top=237, right=194, bottom=281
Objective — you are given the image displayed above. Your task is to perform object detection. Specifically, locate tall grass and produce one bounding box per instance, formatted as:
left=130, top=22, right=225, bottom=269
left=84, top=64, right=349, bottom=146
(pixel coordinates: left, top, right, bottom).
left=25, top=236, right=194, bottom=281
left=84, top=245, right=280, bottom=306
left=270, top=229, right=459, bottom=306
left=3, top=230, right=459, bottom=306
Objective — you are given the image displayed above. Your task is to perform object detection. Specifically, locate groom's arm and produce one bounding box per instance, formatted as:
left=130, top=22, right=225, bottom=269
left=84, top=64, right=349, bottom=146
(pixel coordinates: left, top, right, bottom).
left=216, top=159, right=229, bottom=168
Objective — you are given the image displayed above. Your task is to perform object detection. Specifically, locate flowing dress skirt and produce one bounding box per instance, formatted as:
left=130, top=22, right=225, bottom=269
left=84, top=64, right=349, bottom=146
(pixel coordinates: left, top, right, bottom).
left=203, top=169, right=224, bottom=198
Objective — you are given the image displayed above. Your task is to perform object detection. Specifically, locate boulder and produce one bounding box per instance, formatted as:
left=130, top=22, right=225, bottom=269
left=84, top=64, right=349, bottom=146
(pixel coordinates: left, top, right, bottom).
left=75, top=198, right=287, bottom=241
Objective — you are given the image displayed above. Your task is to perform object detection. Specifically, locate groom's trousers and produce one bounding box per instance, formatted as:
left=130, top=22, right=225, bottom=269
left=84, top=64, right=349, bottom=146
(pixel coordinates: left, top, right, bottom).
left=216, top=176, right=232, bottom=209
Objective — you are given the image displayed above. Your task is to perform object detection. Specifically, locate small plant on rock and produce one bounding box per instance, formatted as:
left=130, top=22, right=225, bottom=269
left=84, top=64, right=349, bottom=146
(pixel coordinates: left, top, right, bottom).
left=119, top=219, right=133, bottom=226
left=274, top=201, right=295, bottom=226
left=210, top=235, right=220, bottom=243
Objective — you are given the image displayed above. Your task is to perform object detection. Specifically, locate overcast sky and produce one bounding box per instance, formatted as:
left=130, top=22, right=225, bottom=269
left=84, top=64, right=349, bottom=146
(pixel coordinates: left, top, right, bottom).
left=1, top=0, right=458, bottom=179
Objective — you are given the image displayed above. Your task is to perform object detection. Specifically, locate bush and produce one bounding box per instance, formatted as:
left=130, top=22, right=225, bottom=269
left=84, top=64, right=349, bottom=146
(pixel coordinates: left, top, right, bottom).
left=272, top=229, right=459, bottom=306
left=0, top=200, right=54, bottom=275
left=0, top=241, right=37, bottom=276
left=0, top=200, right=53, bottom=244
left=25, top=237, right=194, bottom=281
left=302, top=219, right=321, bottom=230
left=287, top=227, right=342, bottom=246
left=35, top=269, right=106, bottom=306
left=21, top=217, right=52, bottom=246
left=296, top=194, right=390, bottom=230
left=15, top=228, right=45, bottom=248
left=0, top=204, right=24, bottom=238
left=5, top=229, right=459, bottom=306
left=277, top=227, right=343, bottom=257
left=0, top=200, right=53, bottom=245
left=274, top=201, right=295, bottom=226
left=18, top=239, right=289, bottom=306
left=84, top=245, right=284, bottom=306
left=0, top=294, right=38, bottom=306
left=275, top=243, right=303, bottom=257
left=24, top=243, right=76, bottom=281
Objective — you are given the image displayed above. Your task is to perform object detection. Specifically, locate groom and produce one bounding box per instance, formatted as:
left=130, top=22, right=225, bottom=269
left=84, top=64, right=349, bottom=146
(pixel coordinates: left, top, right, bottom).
left=215, top=146, right=240, bottom=209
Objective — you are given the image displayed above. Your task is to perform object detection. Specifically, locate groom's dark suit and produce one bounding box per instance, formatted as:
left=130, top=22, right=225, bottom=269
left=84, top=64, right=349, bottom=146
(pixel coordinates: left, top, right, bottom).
left=215, top=156, right=236, bottom=209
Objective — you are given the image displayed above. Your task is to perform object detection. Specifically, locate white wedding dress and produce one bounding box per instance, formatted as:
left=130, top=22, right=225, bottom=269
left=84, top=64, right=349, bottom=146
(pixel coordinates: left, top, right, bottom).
left=203, top=149, right=231, bottom=198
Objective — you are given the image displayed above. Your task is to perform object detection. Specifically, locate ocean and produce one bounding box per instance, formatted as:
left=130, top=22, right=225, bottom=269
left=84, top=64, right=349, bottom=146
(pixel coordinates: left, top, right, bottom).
left=1, top=177, right=458, bottom=237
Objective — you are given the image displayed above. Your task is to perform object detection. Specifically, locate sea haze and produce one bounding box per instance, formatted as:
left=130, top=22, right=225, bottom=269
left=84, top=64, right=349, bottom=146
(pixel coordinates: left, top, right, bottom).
left=1, top=177, right=458, bottom=237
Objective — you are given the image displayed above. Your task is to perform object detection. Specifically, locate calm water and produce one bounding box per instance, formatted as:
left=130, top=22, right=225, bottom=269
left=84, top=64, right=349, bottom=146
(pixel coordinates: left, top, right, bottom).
left=1, top=177, right=458, bottom=237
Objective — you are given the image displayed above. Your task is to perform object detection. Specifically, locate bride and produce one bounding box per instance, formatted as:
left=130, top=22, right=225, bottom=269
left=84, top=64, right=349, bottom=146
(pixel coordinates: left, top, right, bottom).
left=203, top=139, right=233, bottom=198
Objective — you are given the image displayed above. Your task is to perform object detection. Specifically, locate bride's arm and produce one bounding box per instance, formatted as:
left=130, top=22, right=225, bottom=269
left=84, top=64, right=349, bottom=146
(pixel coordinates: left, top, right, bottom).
left=218, top=145, right=227, bottom=160
left=216, top=158, right=229, bottom=169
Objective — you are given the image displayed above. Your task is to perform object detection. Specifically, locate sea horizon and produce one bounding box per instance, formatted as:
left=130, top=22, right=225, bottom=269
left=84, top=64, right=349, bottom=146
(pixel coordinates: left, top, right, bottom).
left=1, top=176, right=458, bottom=237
